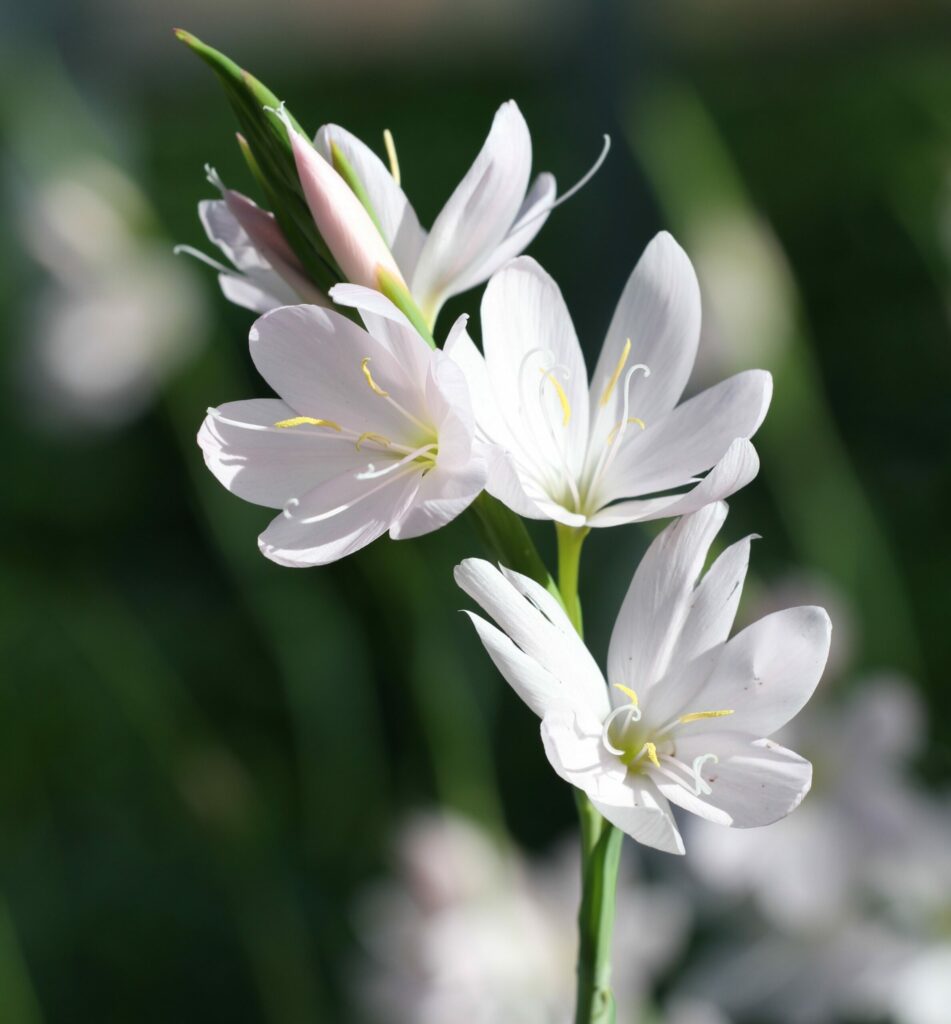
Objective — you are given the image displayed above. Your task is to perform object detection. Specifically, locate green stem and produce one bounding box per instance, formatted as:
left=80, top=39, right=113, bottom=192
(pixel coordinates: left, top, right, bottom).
left=469, top=493, right=560, bottom=599
left=555, top=523, right=622, bottom=1024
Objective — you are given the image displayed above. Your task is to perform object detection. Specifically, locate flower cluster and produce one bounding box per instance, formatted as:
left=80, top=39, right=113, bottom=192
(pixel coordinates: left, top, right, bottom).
left=186, top=60, right=831, bottom=855
left=180, top=31, right=834, bottom=1019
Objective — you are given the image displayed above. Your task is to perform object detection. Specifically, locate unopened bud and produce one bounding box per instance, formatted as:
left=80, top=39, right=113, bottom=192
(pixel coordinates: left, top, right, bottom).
left=271, top=106, right=405, bottom=291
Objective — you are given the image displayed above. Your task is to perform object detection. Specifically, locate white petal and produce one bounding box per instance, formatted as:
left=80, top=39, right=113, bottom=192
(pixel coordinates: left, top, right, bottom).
left=463, top=612, right=570, bottom=718
left=389, top=458, right=485, bottom=540
left=596, top=369, right=772, bottom=504
left=539, top=711, right=685, bottom=854
left=424, top=350, right=476, bottom=466
left=258, top=466, right=419, bottom=567
left=676, top=534, right=754, bottom=664
left=444, top=324, right=510, bottom=447
left=485, top=447, right=585, bottom=523
left=587, top=437, right=760, bottom=527
left=249, top=304, right=427, bottom=441
left=592, top=789, right=685, bottom=856
left=676, top=606, right=833, bottom=739
left=199, top=199, right=274, bottom=277
left=607, top=503, right=728, bottom=697
left=448, top=171, right=557, bottom=293
left=314, top=123, right=427, bottom=277
left=217, top=272, right=290, bottom=314
left=540, top=709, right=632, bottom=801
left=411, top=101, right=533, bottom=318
left=656, top=735, right=812, bottom=828
left=454, top=558, right=609, bottom=718
left=480, top=256, right=590, bottom=480
left=199, top=399, right=366, bottom=508
left=588, top=232, right=701, bottom=441
left=329, top=283, right=432, bottom=380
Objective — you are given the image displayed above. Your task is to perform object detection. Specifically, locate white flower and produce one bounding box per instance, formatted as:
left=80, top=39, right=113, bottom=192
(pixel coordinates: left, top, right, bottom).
left=446, top=233, right=772, bottom=527
left=455, top=503, right=831, bottom=854
left=352, top=811, right=689, bottom=1024
left=178, top=166, right=329, bottom=314
left=198, top=286, right=486, bottom=566
left=16, top=156, right=208, bottom=429
left=315, top=101, right=605, bottom=325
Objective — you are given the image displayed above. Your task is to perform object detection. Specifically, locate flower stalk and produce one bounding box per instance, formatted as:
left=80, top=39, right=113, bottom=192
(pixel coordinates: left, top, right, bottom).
left=556, top=523, right=623, bottom=1024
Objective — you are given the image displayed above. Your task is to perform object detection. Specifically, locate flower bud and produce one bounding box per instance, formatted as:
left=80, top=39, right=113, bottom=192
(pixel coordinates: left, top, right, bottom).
left=273, top=106, right=405, bottom=291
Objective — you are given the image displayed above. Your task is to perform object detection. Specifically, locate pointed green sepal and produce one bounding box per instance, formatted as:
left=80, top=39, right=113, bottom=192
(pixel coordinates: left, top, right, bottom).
left=175, top=28, right=340, bottom=291
left=329, top=141, right=385, bottom=237
left=376, top=266, right=436, bottom=349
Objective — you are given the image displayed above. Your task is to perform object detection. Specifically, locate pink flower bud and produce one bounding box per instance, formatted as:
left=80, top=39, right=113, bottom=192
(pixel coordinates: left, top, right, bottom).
left=276, top=108, right=405, bottom=290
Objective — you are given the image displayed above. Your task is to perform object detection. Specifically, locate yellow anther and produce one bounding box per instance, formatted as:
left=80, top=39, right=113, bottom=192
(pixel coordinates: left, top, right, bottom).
left=599, top=337, right=632, bottom=407
left=355, top=431, right=391, bottom=451
left=606, top=416, right=647, bottom=444
left=273, top=416, right=342, bottom=431
left=540, top=370, right=572, bottom=426
left=383, top=129, right=401, bottom=187
left=361, top=357, right=389, bottom=397
left=643, top=742, right=660, bottom=768
left=612, top=684, right=639, bottom=706
left=679, top=709, right=735, bottom=724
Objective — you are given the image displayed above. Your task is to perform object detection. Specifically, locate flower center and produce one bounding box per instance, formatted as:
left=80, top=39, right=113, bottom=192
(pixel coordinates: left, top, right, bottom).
left=271, top=355, right=439, bottom=475
left=601, top=685, right=734, bottom=798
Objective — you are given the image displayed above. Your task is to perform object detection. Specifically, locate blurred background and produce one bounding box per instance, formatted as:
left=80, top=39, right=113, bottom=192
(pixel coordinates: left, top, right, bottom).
left=2, top=1, right=950, bottom=1022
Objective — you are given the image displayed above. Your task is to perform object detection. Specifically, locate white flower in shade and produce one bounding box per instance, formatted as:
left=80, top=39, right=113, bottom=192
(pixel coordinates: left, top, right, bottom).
left=178, top=166, right=329, bottom=314
left=445, top=233, right=772, bottom=527
left=315, top=101, right=606, bottom=326
left=455, top=503, right=831, bottom=854
left=197, top=286, right=486, bottom=566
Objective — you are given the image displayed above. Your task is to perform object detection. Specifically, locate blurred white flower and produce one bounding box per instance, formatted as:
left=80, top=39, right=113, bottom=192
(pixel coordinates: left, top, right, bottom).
left=351, top=811, right=690, bottom=1023
left=15, top=156, right=207, bottom=430
left=448, top=235, right=771, bottom=528
left=456, top=503, right=831, bottom=854
left=687, top=676, right=946, bottom=930
left=681, top=677, right=951, bottom=1023
left=687, top=211, right=796, bottom=388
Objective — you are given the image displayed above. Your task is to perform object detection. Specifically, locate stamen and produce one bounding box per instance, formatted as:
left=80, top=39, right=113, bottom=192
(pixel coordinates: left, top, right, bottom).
left=606, top=417, right=647, bottom=444
left=643, top=741, right=661, bottom=769
left=355, top=431, right=391, bottom=451
left=361, top=357, right=389, bottom=397
left=581, top=362, right=652, bottom=507
left=541, top=369, right=572, bottom=427
left=678, top=710, right=735, bottom=724
left=599, top=338, right=631, bottom=407
left=612, top=684, right=638, bottom=705
left=274, top=416, right=342, bottom=431
left=691, top=753, right=719, bottom=796
left=356, top=442, right=437, bottom=480
left=383, top=129, right=401, bottom=186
